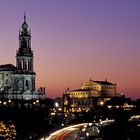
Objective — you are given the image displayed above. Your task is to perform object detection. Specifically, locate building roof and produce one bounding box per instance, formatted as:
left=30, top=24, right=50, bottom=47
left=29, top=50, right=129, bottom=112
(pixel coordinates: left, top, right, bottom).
left=92, top=80, right=115, bottom=85
left=70, top=89, right=90, bottom=92
left=81, top=79, right=116, bottom=87
left=0, top=64, right=17, bottom=71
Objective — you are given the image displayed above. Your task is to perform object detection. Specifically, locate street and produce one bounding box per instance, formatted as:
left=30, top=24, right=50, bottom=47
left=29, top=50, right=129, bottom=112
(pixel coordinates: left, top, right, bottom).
left=41, top=123, right=87, bottom=140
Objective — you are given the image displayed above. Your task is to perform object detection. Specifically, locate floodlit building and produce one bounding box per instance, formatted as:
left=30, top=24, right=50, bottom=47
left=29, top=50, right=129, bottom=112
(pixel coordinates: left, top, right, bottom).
left=63, top=79, right=124, bottom=112
left=0, top=15, right=45, bottom=100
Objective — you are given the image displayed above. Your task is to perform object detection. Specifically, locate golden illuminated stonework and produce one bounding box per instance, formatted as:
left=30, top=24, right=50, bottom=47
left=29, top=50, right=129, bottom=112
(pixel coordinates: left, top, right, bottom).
left=0, top=121, right=16, bottom=139
left=63, top=79, right=124, bottom=112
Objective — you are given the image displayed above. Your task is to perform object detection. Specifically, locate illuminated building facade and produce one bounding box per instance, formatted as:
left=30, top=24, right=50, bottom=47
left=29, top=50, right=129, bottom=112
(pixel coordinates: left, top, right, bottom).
left=63, top=79, right=124, bottom=112
left=0, top=15, right=45, bottom=100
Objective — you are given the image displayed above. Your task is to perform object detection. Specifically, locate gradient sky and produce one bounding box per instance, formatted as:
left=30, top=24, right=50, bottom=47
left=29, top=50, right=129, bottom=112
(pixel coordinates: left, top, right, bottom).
left=0, top=0, right=140, bottom=99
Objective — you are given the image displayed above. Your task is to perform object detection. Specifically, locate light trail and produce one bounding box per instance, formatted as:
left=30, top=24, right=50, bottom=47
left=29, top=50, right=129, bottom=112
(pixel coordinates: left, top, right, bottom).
left=43, top=123, right=87, bottom=140
left=60, top=131, right=72, bottom=140
left=42, top=120, right=116, bottom=140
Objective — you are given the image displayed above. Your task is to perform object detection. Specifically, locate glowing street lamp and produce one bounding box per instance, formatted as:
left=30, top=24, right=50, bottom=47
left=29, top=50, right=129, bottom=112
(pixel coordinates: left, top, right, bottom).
left=99, top=101, right=104, bottom=106
left=55, top=102, right=59, bottom=108
left=36, top=100, right=39, bottom=103
left=8, top=100, right=11, bottom=103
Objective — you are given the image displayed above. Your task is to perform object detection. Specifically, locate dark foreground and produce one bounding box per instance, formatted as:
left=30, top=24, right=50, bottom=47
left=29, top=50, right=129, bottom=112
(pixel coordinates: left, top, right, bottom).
left=0, top=107, right=51, bottom=140
left=1, top=105, right=140, bottom=140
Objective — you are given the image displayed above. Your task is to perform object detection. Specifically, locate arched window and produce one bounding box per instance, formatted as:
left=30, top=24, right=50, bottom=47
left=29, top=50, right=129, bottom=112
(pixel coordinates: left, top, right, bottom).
left=5, top=79, right=9, bottom=85
left=26, top=80, right=29, bottom=88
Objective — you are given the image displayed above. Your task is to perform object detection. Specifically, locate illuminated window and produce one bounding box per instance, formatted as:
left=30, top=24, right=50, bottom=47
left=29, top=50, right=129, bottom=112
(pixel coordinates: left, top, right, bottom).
left=5, top=79, right=9, bottom=85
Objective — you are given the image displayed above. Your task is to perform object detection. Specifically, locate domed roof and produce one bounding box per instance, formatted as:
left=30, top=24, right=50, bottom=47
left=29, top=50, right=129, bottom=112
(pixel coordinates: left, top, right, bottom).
left=22, top=21, right=28, bottom=30
left=82, top=81, right=96, bottom=86
left=82, top=79, right=115, bottom=86
left=22, top=13, right=28, bottom=30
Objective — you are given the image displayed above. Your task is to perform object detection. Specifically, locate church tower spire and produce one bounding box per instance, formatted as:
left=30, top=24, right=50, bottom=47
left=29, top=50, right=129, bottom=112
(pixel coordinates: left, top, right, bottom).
left=14, top=14, right=36, bottom=92
left=16, top=14, right=34, bottom=72
left=24, top=12, right=26, bottom=22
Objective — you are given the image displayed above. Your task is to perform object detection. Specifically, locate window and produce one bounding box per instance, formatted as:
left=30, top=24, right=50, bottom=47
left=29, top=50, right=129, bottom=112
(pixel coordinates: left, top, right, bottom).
left=26, top=80, right=29, bottom=88
left=5, top=79, right=9, bottom=85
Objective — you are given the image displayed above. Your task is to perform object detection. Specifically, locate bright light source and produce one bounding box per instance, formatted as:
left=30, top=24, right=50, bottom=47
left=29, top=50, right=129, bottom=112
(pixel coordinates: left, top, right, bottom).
left=55, top=102, right=59, bottom=107
left=86, top=132, right=89, bottom=137
left=50, top=113, right=56, bottom=116
left=88, top=123, right=92, bottom=126
left=108, top=105, right=112, bottom=109
left=99, top=101, right=104, bottom=106
left=116, top=105, right=119, bottom=108
left=84, top=125, right=87, bottom=128
left=82, top=128, right=86, bottom=132
left=3, top=102, right=7, bottom=105
left=100, top=119, right=115, bottom=125
left=8, top=100, right=11, bottom=103
left=58, top=108, right=62, bottom=111
left=36, top=100, right=39, bottom=103
left=61, top=123, right=64, bottom=126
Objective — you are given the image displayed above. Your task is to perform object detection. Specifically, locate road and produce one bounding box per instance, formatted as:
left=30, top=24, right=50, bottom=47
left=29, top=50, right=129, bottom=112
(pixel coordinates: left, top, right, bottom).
left=39, top=119, right=116, bottom=140
left=47, top=127, right=78, bottom=140
left=40, top=123, right=87, bottom=140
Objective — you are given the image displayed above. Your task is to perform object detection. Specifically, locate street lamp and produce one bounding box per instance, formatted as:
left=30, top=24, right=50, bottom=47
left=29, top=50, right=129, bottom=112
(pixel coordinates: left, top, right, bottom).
left=99, top=101, right=104, bottom=106
left=55, top=102, right=59, bottom=108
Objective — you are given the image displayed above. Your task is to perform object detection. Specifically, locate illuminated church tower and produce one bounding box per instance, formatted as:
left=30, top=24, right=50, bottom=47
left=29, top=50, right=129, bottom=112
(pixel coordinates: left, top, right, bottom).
left=14, top=14, right=36, bottom=93
left=17, top=14, right=34, bottom=74
left=0, top=14, right=45, bottom=100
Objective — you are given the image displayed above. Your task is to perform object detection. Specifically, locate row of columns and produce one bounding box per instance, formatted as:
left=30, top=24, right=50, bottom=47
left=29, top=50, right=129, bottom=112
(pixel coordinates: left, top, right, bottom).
left=17, top=59, right=33, bottom=71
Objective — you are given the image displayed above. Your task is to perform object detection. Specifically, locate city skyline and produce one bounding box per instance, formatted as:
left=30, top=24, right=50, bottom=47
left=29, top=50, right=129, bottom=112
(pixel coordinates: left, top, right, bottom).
left=0, top=0, right=140, bottom=99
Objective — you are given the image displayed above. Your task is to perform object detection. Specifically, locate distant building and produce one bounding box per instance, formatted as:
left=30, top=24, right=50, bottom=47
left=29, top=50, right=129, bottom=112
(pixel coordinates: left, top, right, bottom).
left=0, top=14, right=45, bottom=100
left=63, top=79, right=124, bottom=112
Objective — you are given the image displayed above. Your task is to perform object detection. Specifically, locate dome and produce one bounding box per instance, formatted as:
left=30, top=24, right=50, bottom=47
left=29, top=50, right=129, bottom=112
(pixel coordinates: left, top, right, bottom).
left=82, top=81, right=95, bottom=86
left=22, top=22, right=28, bottom=30
left=22, top=13, right=28, bottom=30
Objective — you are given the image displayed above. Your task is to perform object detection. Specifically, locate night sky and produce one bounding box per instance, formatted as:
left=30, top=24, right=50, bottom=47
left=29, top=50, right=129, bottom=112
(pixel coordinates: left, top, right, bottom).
left=0, top=0, right=140, bottom=99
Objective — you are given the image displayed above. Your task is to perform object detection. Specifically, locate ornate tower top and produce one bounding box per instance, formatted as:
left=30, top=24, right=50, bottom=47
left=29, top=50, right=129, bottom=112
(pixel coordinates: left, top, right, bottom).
left=16, top=14, right=34, bottom=73
left=22, top=13, right=28, bottom=31
left=20, top=13, right=31, bottom=37
left=17, top=14, right=32, bottom=56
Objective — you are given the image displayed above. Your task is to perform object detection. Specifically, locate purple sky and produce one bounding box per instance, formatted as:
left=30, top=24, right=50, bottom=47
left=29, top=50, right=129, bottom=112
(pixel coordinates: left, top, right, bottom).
left=0, top=0, right=140, bottom=99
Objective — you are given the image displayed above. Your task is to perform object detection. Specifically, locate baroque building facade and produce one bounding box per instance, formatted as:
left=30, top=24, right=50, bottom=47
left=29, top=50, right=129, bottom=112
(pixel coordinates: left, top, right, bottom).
left=63, top=79, right=124, bottom=112
left=0, top=15, right=45, bottom=100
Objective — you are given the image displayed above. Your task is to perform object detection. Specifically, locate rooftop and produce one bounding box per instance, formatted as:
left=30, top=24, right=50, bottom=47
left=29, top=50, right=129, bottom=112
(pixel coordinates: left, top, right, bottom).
left=69, top=89, right=90, bottom=92
left=0, top=64, right=17, bottom=71
left=92, top=80, right=115, bottom=85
